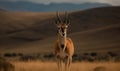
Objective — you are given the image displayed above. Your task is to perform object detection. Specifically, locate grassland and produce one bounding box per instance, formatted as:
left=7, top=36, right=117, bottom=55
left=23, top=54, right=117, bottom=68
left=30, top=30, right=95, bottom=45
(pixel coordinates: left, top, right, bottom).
left=11, top=61, right=120, bottom=71
left=0, top=6, right=120, bottom=71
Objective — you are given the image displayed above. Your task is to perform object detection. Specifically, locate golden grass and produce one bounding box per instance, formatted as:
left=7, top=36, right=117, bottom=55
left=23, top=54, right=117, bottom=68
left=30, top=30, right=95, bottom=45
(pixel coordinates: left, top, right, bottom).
left=11, top=61, right=120, bottom=71
left=12, top=61, right=57, bottom=71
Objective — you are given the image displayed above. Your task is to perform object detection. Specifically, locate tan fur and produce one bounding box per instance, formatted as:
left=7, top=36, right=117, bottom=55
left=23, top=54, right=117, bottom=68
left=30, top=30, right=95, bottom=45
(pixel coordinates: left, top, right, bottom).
left=54, top=12, right=74, bottom=71
left=54, top=37, right=74, bottom=57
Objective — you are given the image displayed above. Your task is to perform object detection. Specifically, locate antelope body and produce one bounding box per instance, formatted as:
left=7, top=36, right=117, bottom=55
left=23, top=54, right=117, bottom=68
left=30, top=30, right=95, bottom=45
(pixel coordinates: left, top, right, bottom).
left=54, top=12, right=74, bottom=71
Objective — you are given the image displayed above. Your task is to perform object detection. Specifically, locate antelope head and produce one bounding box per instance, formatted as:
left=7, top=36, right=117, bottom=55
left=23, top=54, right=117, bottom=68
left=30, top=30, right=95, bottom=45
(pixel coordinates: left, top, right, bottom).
left=55, top=12, right=70, bottom=37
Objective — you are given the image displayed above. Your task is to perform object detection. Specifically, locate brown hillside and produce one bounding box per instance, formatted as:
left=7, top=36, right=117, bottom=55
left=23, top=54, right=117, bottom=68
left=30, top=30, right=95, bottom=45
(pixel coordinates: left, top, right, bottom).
left=0, top=6, right=120, bottom=53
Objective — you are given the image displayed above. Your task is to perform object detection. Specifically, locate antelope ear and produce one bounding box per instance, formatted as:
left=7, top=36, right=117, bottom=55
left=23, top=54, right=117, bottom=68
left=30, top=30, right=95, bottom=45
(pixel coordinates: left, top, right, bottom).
left=57, top=24, right=61, bottom=28
left=65, top=24, right=68, bottom=28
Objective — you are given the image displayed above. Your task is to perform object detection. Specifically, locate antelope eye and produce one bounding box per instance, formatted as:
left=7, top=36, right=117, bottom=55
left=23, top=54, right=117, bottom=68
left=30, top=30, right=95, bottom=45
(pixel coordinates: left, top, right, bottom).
left=58, top=27, right=60, bottom=29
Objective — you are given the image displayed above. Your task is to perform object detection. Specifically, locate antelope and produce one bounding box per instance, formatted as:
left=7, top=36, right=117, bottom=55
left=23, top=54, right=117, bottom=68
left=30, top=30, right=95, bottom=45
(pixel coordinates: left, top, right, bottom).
left=54, top=12, right=74, bottom=71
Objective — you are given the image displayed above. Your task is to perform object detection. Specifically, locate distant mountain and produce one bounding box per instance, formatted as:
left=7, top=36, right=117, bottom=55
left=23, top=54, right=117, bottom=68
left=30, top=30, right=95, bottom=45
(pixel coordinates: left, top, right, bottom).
left=0, top=8, right=6, bottom=11
left=0, top=1, right=111, bottom=12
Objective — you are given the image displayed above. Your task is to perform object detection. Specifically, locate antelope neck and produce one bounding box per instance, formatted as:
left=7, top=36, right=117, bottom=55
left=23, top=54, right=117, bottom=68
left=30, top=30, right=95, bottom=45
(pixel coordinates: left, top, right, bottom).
left=58, top=33, right=67, bottom=48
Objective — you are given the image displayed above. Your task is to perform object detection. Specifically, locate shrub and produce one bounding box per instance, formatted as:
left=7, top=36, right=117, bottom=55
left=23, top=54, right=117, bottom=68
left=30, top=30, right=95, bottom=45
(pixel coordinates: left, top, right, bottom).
left=0, top=57, right=15, bottom=71
left=4, top=53, right=12, bottom=57
left=91, top=52, right=97, bottom=57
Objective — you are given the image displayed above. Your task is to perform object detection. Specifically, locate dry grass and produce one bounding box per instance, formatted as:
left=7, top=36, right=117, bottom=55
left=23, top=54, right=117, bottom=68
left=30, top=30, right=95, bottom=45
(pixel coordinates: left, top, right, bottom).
left=11, top=61, right=120, bottom=71
left=12, top=61, right=57, bottom=71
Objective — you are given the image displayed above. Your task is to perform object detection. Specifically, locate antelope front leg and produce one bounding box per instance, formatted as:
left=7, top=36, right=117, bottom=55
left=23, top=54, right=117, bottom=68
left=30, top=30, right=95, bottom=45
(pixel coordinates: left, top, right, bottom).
left=65, top=56, right=72, bottom=71
left=57, top=58, right=63, bottom=71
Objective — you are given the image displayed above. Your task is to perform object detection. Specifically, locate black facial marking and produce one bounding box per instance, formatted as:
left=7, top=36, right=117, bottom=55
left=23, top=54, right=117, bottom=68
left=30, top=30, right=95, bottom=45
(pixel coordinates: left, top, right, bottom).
left=62, top=33, right=65, bottom=36
left=61, top=28, right=64, bottom=32
left=61, top=44, right=64, bottom=49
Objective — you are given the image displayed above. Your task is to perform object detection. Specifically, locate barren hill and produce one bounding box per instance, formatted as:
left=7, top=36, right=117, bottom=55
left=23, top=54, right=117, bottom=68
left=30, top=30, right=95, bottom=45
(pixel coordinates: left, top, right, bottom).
left=0, top=6, right=120, bottom=53
left=0, top=8, right=6, bottom=11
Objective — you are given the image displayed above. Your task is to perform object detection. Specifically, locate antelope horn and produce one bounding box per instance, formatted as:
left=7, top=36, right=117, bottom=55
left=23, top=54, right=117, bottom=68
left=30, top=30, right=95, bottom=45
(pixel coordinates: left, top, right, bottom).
left=56, top=11, right=61, bottom=23
left=65, top=11, right=70, bottom=25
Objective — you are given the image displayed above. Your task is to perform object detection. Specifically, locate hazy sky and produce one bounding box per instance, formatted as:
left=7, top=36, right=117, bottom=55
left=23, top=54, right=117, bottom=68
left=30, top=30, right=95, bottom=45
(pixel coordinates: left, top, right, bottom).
left=1, top=0, right=120, bottom=5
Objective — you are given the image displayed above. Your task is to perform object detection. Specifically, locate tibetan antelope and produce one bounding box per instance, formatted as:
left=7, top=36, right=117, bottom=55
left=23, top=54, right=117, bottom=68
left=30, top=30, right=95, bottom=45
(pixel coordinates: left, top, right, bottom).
left=54, top=12, right=74, bottom=71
